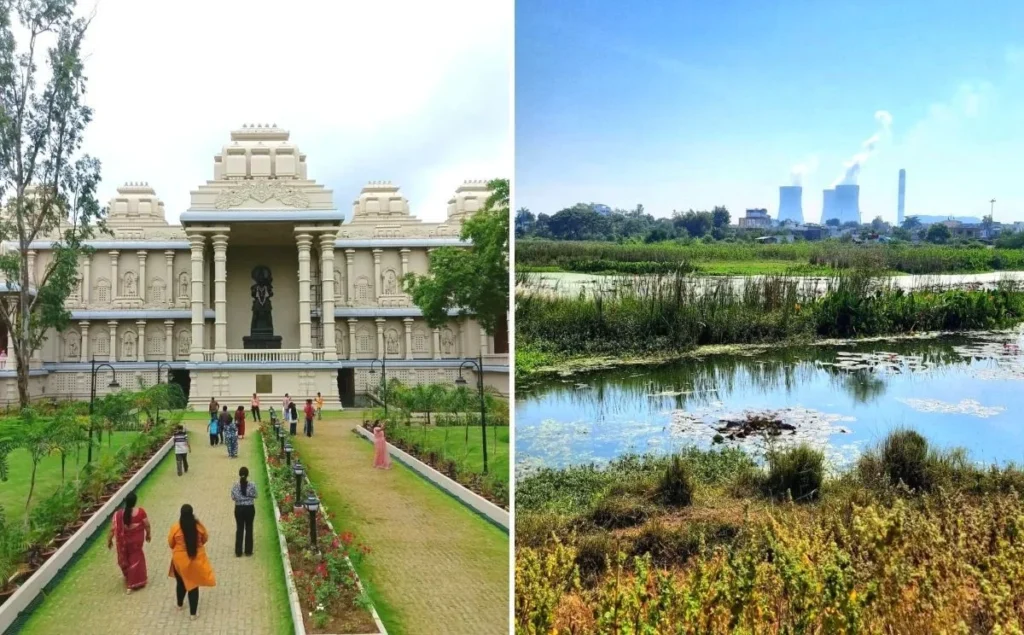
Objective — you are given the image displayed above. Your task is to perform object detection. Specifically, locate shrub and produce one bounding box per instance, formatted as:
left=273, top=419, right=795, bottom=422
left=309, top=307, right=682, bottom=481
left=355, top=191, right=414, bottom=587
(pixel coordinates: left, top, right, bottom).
left=588, top=494, right=651, bottom=529
left=658, top=455, right=694, bottom=507
left=765, top=444, right=824, bottom=502
left=878, top=429, right=930, bottom=491
left=574, top=533, right=614, bottom=582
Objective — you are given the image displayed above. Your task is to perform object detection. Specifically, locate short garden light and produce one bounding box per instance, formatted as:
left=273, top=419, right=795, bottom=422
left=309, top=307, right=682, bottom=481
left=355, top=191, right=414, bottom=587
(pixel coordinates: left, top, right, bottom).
left=284, top=443, right=293, bottom=466
left=278, top=427, right=285, bottom=455
left=304, top=494, right=320, bottom=549
left=293, top=461, right=304, bottom=504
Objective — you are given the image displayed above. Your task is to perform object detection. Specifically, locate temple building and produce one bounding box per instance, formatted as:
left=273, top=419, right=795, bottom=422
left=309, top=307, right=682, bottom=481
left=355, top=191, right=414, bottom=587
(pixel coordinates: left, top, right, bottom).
left=0, top=125, right=509, bottom=407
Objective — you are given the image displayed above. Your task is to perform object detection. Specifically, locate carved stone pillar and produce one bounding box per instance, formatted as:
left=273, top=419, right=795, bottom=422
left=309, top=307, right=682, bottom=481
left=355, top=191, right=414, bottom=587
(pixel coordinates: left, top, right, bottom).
left=82, top=254, right=91, bottom=304
left=347, top=318, right=357, bottom=360
left=320, top=233, right=337, bottom=360
left=164, top=251, right=175, bottom=307
left=26, top=250, right=36, bottom=286
left=403, top=318, right=413, bottom=360
left=400, top=248, right=410, bottom=279
left=109, top=251, right=120, bottom=300
left=108, top=320, right=118, bottom=363
left=188, top=234, right=205, bottom=362
left=375, top=318, right=385, bottom=358
left=432, top=327, right=441, bottom=360
left=164, top=320, right=174, bottom=361
left=212, top=233, right=229, bottom=361
left=136, top=320, right=147, bottom=362
left=372, top=249, right=382, bottom=302
left=344, top=249, right=355, bottom=306
left=296, top=233, right=313, bottom=360
left=80, top=321, right=90, bottom=360
left=479, top=329, right=489, bottom=357
left=137, top=251, right=147, bottom=302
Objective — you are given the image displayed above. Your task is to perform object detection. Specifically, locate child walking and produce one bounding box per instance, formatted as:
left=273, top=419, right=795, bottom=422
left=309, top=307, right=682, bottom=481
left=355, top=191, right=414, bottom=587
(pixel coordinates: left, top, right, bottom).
left=303, top=399, right=315, bottom=437
left=315, top=392, right=324, bottom=420
left=173, top=425, right=190, bottom=476
left=207, top=416, right=219, bottom=446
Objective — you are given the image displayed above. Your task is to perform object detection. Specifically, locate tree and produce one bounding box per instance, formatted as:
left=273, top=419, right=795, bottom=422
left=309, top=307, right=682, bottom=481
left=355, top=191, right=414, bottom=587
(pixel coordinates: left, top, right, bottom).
left=871, top=216, right=887, bottom=233
left=514, top=207, right=534, bottom=237
left=825, top=218, right=841, bottom=227
left=902, top=216, right=922, bottom=230
left=711, top=206, right=731, bottom=228
left=0, top=1, right=105, bottom=407
left=405, top=177, right=508, bottom=338
left=926, top=223, right=952, bottom=244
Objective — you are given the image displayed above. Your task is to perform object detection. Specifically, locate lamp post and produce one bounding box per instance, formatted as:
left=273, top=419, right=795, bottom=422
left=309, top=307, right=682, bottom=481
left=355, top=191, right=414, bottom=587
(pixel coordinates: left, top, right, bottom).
left=284, top=442, right=293, bottom=466
left=88, top=357, right=120, bottom=465
left=293, top=461, right=304, bottom=505
left=155, top=360, right=169, bottom=428
left=369, top=356, right=387, bottom=415
left=304, top=494, right=320, bottom=550
left=455, top=351, right=488, bottom=475
left=277, top=426, right=286, bottom=455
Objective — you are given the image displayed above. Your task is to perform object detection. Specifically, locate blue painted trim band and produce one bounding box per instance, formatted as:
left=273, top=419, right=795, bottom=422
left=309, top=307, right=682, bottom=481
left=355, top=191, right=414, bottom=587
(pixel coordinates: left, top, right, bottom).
left=5, top=240, right=190, bottom=250
left=333, top=238, right=469, bottom=248
left=68, top=310, right=213, bottom=320
left=180, top=210, right=345, bottom=222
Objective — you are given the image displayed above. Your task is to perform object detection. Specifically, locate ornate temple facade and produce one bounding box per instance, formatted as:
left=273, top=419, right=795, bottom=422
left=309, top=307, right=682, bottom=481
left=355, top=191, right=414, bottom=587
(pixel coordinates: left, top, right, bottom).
left=0, top=125, right=509, bottom=407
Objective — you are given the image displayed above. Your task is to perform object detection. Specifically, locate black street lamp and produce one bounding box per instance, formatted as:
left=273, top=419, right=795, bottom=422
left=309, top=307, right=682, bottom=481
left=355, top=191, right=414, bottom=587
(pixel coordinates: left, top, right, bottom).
left=277, top=426, right=286, bottom=455
left=284, top=442, right=293, bottom=466
left=455, top=351, right=488, bottom=475
left=88, top=357, right=120, bottom=465
left=155, top=360, right=169, bottom=427
left=304, top=494, right=320, bottom=550
left=369, top=356, right=387, bottom=415
left=293, top=462, right=304, bottom=505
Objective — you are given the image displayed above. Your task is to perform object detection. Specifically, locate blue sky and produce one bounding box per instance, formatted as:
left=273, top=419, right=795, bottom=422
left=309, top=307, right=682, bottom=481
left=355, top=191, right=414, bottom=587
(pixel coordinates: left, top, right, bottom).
left=515, top=0, right=1024, bottom=224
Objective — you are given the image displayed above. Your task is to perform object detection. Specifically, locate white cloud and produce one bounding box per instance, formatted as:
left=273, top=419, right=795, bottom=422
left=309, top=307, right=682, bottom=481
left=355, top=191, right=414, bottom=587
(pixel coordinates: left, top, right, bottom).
left=75, top=0, right=511, bottom=222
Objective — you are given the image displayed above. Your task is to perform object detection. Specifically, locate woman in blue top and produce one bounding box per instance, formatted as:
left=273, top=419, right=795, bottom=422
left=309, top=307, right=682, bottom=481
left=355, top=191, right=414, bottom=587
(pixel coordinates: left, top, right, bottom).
left=208, top=417, right=219, bottom=446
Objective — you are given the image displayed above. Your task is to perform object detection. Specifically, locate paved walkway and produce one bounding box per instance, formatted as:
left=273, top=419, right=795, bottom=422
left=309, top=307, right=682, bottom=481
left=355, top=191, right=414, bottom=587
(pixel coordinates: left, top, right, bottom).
left=19, top=421, right=290, bottom=635
left=293, top=417, right=509, bottom=635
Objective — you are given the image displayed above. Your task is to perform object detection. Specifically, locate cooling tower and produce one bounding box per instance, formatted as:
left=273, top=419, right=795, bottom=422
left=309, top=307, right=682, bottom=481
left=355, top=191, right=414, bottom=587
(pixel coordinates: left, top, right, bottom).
left=778, top=186, right=803, bottom=223
left=822, top=189, right=837, bottom=223
left=834, top=184, right=861, bottom=225
left=898, top=169, right=906, bottom=226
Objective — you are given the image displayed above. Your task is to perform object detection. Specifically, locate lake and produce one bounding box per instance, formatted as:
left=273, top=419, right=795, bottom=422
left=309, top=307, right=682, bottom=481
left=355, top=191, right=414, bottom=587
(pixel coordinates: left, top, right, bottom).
left=515, top=331, right=1024, bottom=476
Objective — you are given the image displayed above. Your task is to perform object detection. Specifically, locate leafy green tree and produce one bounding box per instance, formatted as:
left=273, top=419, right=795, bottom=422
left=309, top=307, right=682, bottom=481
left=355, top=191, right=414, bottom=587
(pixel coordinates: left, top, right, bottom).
left=825, top=218, right=841, bottom=227
left=711, top=206, right=731, bottom=228
left=404, top=178, right=509, bottom=338
left=926, top=223, right=952, bottom=244
left=0, top=0, right=105, bottom=407
left=902, top=216, right=922, bottom=230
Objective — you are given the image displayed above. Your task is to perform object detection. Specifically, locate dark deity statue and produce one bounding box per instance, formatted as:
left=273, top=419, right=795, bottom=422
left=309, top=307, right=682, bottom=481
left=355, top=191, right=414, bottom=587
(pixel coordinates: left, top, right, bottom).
left=243, top=265, right=282, bottom=349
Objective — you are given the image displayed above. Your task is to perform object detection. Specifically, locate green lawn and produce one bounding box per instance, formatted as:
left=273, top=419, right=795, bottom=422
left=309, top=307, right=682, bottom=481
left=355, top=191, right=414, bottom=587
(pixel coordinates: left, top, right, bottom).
left=387, top=424, right=509, bottom=485
left=0, top=432, right=136, bottom=526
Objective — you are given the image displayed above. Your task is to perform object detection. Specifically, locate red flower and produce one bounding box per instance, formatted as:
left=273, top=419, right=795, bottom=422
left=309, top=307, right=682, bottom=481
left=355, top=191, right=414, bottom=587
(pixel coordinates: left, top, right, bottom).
left=340, top=531, right=354, bottom=546
left=360, top=545, right=371, bottom=555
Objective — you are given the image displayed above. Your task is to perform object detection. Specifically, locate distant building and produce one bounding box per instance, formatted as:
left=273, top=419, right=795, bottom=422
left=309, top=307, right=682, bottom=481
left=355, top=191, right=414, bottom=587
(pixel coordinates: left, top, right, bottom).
left=778, top=186, right=803, bottom=223
left=897, top=169, right=906, bottom=226
left=591, top=204, right=612, bottom=216
left=739, top=208, right=773, bottom=229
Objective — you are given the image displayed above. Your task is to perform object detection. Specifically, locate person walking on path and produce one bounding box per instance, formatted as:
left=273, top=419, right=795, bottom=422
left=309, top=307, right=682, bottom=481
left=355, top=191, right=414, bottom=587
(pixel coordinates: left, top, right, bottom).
left=373, top=421, right=391, bottom=469
left=235, top=405, right=246, bottom=439
left=107, top=491, right=151, bottom=593
left=303, top=399, right=315, bottom=437
left=207, top=398, right=218, bottom=429
left=173, top=425, right=190, bottom=476
left=207, top=415, right=219, bottom=446
left=282, top=393, right=292, bottom=417
left=250, top=393, right=261, bottom=422
left=315, top=392, right=324, bottom=420
left=224, top=409, right=240, bottom=458
left=218, top=406, right=232, bottom=449
left=288, top=401, right=299, bottom=436
left=231, top=466, right=258, bottom=557
left=167, top=504, right=216, bottom=620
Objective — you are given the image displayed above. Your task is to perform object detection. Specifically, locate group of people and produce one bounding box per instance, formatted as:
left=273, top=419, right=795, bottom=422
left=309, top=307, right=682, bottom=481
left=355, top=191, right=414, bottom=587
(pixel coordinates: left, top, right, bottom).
left=205, top=400, right=248, bottom=459
left=107, top=465, right=257, bottom=620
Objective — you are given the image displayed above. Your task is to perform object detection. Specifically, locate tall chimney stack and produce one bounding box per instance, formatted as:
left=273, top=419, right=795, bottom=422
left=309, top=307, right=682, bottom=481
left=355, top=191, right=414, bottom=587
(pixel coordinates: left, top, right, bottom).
left=897, top=169, right=906, bottom=226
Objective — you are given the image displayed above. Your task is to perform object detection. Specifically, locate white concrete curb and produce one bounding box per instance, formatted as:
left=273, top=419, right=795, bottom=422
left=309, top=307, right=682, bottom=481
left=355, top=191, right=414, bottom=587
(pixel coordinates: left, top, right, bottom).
left=0, top=436, right=174, bottom=633
left=352, top=425, right=509, bottom=530
left=260, top=431, right=387, bottom=635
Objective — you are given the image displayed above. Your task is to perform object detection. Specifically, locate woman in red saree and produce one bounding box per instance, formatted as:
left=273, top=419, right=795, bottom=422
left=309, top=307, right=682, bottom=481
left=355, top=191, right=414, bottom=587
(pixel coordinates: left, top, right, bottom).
left=107, top=492, right=151, bottom=593
left=235, top=405, right=246, bottom=439
left=373, top=421, right=391, bottom=469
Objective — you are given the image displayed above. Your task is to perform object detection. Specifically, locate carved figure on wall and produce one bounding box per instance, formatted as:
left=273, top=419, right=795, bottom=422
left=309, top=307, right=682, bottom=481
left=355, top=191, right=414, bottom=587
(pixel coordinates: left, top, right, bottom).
left=72, top=276, right=82, bottom=299
left=335, top=326, right=347, bottom=354
left=122, top=331, right=137, bottom=359
left=177, top=330, right=191, bottom=356
left=383, top=269, right=398, bottom=295
left=244, top=265, right=282, bottom=349
left=178, top=272, right=190, bottom=298
left=385, top=329, right=400, bottom=355
left=65, top=332, right=80, bottom=361
left=124, top=271, right=137, bottom=297
left=441, top=328, right=455, bottom=355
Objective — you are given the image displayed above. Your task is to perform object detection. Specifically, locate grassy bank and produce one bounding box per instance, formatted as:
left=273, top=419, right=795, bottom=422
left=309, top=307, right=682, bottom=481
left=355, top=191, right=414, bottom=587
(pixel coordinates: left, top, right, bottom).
left=515, top=432, right=1024, bottom=633
left=516, top=240, right=1024, bottom=275
left=516, top=273, right=1024, bottom=380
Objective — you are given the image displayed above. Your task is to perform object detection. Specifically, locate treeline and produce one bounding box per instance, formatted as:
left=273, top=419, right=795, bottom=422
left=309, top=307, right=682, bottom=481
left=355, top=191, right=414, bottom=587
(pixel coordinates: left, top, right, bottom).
left=515, top=203, right=731, bottom=242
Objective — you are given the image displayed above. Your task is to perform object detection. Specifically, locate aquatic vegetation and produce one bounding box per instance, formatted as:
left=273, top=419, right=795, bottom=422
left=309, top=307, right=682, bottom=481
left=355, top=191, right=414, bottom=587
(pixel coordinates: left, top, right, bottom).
left=898, top=397, right=1004, bottom=418
left=670, top=405, right=855, bottom=455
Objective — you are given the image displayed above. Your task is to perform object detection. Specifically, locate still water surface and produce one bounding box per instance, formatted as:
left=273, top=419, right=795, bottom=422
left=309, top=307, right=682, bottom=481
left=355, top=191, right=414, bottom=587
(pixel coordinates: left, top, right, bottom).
left=516, top=331, right=1024, bottom=475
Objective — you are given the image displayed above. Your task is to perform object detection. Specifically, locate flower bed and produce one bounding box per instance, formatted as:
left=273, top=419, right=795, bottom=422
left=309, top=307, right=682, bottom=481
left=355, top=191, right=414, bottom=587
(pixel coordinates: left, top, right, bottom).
left=359, top=420, right=509, bottom=509
left=259, top=422, right=381, bottom=634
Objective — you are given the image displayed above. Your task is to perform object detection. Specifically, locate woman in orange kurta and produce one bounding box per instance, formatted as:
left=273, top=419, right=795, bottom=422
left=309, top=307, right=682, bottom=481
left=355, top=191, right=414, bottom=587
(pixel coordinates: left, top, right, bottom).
left=167, top=504, right=216, bottom=619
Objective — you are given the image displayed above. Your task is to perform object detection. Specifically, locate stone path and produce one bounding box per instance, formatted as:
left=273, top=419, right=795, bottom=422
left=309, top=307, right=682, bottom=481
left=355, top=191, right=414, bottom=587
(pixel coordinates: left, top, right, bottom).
left=293, top=418, right=509, bottom=635
left=19, top=421, right=291, bottom=635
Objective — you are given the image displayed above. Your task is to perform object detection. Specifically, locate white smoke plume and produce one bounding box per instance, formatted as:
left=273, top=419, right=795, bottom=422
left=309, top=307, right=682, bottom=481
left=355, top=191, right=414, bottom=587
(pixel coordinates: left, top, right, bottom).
left=833, top=110, right=893, bottom=186
left=789, top=156, right=819, bottom=186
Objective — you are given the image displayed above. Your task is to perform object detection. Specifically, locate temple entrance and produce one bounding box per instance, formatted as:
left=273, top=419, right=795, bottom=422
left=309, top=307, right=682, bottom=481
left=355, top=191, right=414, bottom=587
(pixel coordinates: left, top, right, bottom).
left=169, top=369, right=190, bottom=402
left=337, top=368, right=355, bottom=408
left=243, top=264, right=283, bottom=349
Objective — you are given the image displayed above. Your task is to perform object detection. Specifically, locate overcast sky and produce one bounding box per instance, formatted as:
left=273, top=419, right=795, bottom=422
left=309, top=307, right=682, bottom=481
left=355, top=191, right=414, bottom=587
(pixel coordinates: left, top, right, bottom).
left=76, top=0, right=511, bottom=224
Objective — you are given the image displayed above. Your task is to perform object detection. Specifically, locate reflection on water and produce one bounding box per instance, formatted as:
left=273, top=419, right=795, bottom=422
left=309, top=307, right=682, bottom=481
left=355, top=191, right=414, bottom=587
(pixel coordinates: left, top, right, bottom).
left=516, top=331, right=1024, bottom=476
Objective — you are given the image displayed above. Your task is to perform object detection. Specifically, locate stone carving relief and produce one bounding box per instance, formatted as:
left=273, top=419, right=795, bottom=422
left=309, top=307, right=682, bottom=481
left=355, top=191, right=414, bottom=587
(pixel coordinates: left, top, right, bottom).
left=178, top=272, right=190, bottom=298
left=335, top=325, right=347, bottom=355
left=64, top=331, right=81, bottom=361
left=147, top=332, right=165, bottom=355
left=123, top=271, right=137, bottom=298
left=177, top=330, right=191, bottom=356
left=355, top=276, right=371, bottom=303
left=412, top=328, right=428, bottom=353
left=382, top=269, right=399, bottom=295
left=95, top=278, right=111, bottom=304
left=94, top=328, right=110, bottom=355
left=356, top=328, right=372, bottom=354
left=334, top=269, right=345, bottom=300
left=71, top=275, right=83, bottom=301
left=214, top=179, right=311, bottom=209
left=441, top=327, right=455, bottom=356
left=122, top=331, right=137, bottom=360
left=149, top=277, right=166, bottom=304
left=384, top=329, right=401, bottom=356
